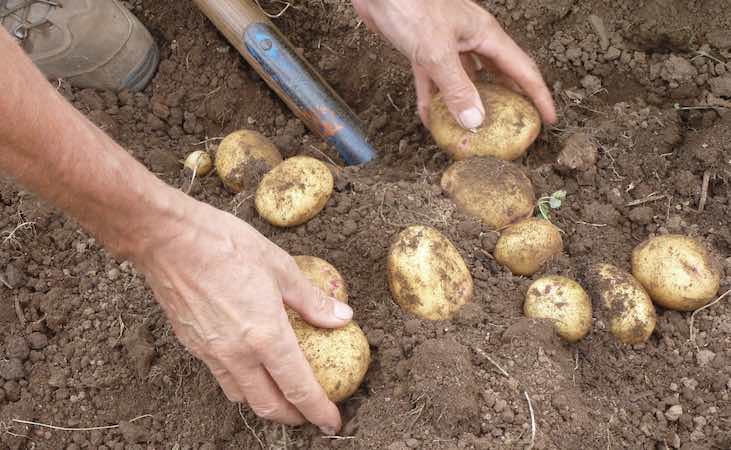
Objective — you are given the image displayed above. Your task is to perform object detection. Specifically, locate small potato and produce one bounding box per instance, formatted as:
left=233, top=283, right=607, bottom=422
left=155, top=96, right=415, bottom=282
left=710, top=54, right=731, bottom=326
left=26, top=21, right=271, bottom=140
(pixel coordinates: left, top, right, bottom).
left=255, top=156, right=334, bottom=227
left=215, top=129, right=283, bottom=192
left=388, top=225, right=473, bottom=320
left=289, top=314, right=370, bottom=402
left=441, top=157, right=535, bottom=230
left=587, top=263, right=656, bottom=344
left=293, top=255, right=348, bottom=303
left=495, top=218, right=563, bottom=276
left=631, top=235, right=720, bottom=311
left=429, top=82, right=541, bottom=161
left=184, top=150, right=213, bottom=176
left=524, top=275, right=592, bottom=342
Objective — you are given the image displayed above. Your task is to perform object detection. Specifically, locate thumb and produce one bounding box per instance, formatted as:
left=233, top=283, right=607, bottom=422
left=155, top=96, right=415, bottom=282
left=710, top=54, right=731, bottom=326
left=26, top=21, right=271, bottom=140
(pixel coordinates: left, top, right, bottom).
left=279, top=261, right=353, bottom=328
left=421, top=50, right=485, bottom=129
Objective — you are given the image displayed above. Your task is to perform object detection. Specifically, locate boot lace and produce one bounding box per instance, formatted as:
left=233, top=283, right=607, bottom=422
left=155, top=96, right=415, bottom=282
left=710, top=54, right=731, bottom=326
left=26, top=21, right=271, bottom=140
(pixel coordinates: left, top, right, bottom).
left=0, top=0, right=60, bottom=40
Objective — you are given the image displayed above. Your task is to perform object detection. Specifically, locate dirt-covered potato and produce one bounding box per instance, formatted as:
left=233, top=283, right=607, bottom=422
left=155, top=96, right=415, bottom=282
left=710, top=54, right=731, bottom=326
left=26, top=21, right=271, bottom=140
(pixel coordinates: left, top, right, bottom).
left=388, top=225, right=473, bottom=320
left=429, top=82, right=541, bottom=161
left=587, top=264, right=656, bottom=344
left=441, top=156, right=535, bottom=230
left=631, top=235, right=720, bottom=311
left=289, top=313, right=370, bottom=402
left=184, top=150, right=212, bottom=176
left=494, top=218, right=563, bottom=275
left=255, top=156, right=334, bottom=227
left=215, top=129, right=283, bottom=192
left=524, top=275, right=592, bottom=342
left=293, top=255, right=348, bottom=303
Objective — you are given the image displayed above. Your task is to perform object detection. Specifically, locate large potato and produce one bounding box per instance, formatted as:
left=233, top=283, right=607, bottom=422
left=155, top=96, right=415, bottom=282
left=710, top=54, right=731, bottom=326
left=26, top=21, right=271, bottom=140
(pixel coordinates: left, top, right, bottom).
left=587, top=264, right=656, bottom=344
left=631, top=235, right=720, bottom=311
left=388, top=225, right=473, bottom=320
left=441, top=156, right=535, bottom=230
left=495, top=218, right=563, bottom=275
left=255, top=156, right=334, bottom=227
left=429, top=82, right=541, bottom=161
left=293, top=255, right=348, bottom=303
left=215, top=129, right=283, bottom=192
left=289, top=313, right=370, bottom=402
left=524, top=275, right=592, bottom=342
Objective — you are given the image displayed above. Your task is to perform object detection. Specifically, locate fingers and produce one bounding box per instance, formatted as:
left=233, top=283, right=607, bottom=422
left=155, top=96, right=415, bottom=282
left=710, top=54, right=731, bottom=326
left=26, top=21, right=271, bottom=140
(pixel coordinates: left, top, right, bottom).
left=204, top=358, right=244, bottom=402
left=477, top=32, right=557, bottom=124
left=255, top=318, right=342, bottom=434
left=416, top=46, right=485, bottom=129
left=412, top=64, right=436, bottom=128
left=279, top=257, right=353, bottom=329
left=235, top=364, right=306, bottom=426
left=351, top=0, right=377, bottom=33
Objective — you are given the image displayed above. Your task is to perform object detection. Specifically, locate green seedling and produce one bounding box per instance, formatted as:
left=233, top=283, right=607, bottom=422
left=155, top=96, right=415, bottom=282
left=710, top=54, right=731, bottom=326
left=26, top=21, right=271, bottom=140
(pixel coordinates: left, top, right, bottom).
left=537, top=190, right=567, bottom=221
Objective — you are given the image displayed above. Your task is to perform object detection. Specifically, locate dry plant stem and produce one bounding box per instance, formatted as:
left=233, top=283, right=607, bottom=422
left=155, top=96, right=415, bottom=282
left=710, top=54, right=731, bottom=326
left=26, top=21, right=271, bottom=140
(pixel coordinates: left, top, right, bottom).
left=698, top=171, right=710, bottom=212
left=321, top=435, right=356, bottom=440
left=253, top=0, right=291, bottom=18
left=475, top=347, right=510, bottom=378
left=14, top=297, right=25, bottom=326
left=12, top=414, right=152, bottom=432
left=626, top=193, right=666, bottom=207
left=525, top=391, right=536, bottom=450
left=238, top=403, right=264, bottom=449
left=1, top=221, right=35, bottom=246
left=308, top=145, right=341, bottom=169
left=0, top=273, right=10, bottom=289
left=689, top=289, right=731, bottom=344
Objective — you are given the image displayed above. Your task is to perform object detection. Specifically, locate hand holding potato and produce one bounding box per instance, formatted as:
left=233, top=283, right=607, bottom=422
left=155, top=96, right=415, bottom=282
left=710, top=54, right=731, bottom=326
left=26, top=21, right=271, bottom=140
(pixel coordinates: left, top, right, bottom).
left=352, top=0, right=556, bottom=128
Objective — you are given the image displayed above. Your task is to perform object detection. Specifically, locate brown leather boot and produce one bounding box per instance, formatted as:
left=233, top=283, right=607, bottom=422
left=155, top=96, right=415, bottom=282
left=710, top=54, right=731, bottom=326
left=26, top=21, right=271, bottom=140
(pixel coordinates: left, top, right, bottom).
left=1, top=0, right=158, bottom=91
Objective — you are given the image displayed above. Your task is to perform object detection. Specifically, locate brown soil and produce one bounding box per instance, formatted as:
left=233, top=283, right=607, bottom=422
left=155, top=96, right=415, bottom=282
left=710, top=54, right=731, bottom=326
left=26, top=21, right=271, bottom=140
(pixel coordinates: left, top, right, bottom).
left=2, top=0, right=731, bottom=449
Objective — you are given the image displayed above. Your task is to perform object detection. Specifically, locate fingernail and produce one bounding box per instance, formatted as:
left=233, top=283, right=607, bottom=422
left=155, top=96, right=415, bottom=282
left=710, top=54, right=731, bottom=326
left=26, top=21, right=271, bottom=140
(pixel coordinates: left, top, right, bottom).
left=458, top=107, right=484, bottom=129
left=333, top=301, right=353, bottom=321
left=320, top=426, right=336, bottom=436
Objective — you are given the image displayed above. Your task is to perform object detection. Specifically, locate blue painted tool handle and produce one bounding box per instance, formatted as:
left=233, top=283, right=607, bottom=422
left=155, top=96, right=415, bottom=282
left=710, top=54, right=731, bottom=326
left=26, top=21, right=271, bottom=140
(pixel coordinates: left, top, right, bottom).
left=243, top=23, right=376, bottom=165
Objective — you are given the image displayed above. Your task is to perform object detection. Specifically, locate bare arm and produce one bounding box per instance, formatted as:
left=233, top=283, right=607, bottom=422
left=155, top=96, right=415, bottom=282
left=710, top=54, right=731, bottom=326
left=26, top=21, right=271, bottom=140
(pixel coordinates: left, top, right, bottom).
left=0, top=31, right=350, bottom=434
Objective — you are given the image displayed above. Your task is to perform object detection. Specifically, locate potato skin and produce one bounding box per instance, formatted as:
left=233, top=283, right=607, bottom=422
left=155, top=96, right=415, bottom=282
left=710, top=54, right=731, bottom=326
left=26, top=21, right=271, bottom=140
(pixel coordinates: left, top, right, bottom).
left=524, top=276, right=592, bottom=342
left=441, top=157, right=535, bottom=230
left=215, top=129, right=283, bottom=192
left=631, top=235, right=720, bottom=311
left=255, top=156, right=334, bottom=227
left=293, top=255, right=348, bottom=303
left=184, top=150, right=213, bottom=176
left=587, top=264, right=656, bottom=344
left=289, top=313, right=370, bottom=402
left=430, top=82, right=541, bottom=161
left=495, top=218, right=563, bottom=275
left=388, top=225, right=473, bottom=320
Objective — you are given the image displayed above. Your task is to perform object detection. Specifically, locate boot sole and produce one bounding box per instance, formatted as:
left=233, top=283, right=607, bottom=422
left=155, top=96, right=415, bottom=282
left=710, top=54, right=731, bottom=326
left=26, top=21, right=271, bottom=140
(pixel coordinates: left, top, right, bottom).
left=122, top=41, right=159, bottom=92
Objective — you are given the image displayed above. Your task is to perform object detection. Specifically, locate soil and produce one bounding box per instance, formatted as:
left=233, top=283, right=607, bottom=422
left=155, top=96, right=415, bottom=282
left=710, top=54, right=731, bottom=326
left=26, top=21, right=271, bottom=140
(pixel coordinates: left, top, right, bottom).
left=1, top=0, right=731, bottom=449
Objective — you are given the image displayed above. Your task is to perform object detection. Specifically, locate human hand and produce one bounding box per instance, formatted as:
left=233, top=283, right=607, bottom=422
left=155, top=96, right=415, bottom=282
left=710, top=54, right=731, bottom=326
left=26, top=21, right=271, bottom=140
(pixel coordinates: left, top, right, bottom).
left=352, top=0, right=557, bottom=128
left=133, top=196, right=352, bottom=434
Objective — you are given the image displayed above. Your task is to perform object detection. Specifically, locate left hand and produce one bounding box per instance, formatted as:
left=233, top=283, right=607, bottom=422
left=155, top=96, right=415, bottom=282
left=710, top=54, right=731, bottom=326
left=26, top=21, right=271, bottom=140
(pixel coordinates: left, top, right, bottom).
left=352, top=0, right=557, bottom=128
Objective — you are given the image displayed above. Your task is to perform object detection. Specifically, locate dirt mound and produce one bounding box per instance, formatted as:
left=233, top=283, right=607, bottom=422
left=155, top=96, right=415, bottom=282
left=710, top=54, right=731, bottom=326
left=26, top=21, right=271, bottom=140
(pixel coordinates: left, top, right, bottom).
left=1, top=0, right=730, bottom=449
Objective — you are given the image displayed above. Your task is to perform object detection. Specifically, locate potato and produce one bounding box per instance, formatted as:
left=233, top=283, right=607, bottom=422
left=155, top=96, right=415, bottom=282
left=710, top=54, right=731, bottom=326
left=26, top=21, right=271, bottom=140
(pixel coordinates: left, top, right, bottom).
left=587, top=263, right=656, bottom=344
left=441, top=156, right=535, bottom=230
left=289, top=313, right=370, bottom=402
left=215, top=129, right=283, bottom=192
left=524, top=275, right=592, bottom=342
left=293, top=255, right=348, bottom=303
left=631, top=235, right=720, bottom=311
left=184, top=150, right=213, bottom=176
left=429, top=82, right=541, bottom=161
left=255, top=156, right=334, bottom=227
left=495, top=218, right=563, bottom=276
left=388, top=225, right=473, bottom=320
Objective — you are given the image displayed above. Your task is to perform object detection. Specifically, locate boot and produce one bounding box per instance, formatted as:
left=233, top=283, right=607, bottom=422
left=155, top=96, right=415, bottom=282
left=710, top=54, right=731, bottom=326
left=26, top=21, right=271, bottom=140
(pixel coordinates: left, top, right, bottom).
left=1, top=0, right=158, bottom=91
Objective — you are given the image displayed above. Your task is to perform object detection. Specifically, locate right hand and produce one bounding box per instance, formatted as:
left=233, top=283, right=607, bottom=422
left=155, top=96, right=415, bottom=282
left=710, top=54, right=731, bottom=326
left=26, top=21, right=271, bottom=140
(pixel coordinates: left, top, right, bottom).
left=132, top=196, right=352, bottom=434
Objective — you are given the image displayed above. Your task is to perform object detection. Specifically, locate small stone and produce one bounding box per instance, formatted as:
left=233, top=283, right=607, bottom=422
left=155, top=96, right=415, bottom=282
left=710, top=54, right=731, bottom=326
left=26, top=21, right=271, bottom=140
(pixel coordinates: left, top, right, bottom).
left=151, top=101, right=170, bottom=119
left=28, top=332, right=48, bottom=350
left=4, top=264, right=25, bottom=288
left=605, top=46, right=621, bottom=61
left=697, top=350, right=715, bottom=366
left=405, top=438, right=420, bottom=448
left=107, top=268, right=120, bottom=281
left=665, top=404, right=683, bottom=421
left=581, top=74, right=602, bottom=92
left=556, top=132, right=598, bottom=171
left=494, top=399, right=508, bottom=412
left=4, top=336, right=30, bottom=361
left=709, top=74, right=731, bottom=97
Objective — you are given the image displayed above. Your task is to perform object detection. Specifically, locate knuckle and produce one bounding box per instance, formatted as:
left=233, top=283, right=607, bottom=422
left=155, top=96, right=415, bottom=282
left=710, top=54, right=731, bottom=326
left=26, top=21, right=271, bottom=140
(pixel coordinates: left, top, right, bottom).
left=282, top=384, right=317, bottom=407
left=441, top=82, right=477, bottom=103
left=252, top=403, right=282, bottom=421
left=248, top=328, right=280, bottom=355
left=413, top=43, right=451, bottom=69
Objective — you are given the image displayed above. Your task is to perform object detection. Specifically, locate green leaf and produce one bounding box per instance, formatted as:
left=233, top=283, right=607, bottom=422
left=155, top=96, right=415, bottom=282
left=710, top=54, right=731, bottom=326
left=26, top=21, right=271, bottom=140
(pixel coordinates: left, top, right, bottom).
left=548, top=197, right=562, bottom=209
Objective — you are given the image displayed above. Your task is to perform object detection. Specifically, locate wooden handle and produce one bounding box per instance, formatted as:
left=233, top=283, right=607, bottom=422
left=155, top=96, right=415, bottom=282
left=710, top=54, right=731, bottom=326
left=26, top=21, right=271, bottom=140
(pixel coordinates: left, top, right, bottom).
left=192, top=0, right=270, bottom=49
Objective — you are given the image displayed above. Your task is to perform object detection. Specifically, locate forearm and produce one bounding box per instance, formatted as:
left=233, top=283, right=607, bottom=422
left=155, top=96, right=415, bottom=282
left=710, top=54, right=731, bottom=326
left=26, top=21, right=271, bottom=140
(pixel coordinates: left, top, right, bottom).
left=0, top=32, right=185, bottom=261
